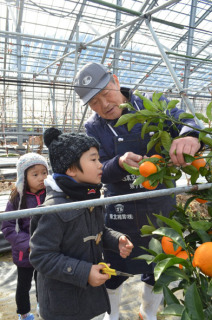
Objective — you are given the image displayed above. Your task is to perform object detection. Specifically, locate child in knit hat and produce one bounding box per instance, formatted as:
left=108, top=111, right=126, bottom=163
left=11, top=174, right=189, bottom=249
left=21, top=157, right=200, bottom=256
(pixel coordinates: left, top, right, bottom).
left=1, top=152, right=48, bottom=320
left=30, top=127, right=133, bottom=320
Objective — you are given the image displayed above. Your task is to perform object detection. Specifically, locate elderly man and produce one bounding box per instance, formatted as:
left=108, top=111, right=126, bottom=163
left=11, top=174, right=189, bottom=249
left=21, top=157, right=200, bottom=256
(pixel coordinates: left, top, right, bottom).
left=74, top=62, right=201, bottom=320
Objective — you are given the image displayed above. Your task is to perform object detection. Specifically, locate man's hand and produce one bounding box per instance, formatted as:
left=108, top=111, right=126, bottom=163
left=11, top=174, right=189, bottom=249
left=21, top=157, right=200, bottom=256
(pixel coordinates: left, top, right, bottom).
left=118, top=235, right=134, bottom=258
left=119, top=152, right=143, bottom=169
left=169, top=136, right=201, bottom=167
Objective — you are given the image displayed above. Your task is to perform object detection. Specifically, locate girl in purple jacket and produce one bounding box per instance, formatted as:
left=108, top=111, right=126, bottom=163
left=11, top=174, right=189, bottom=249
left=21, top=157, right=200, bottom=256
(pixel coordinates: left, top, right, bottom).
left=1, top=153, right=48, bottom=320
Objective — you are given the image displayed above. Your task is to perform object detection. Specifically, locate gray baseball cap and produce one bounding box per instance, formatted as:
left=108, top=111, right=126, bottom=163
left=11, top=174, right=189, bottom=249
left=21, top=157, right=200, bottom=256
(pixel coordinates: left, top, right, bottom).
left=74, top=62, right=111, bottom=105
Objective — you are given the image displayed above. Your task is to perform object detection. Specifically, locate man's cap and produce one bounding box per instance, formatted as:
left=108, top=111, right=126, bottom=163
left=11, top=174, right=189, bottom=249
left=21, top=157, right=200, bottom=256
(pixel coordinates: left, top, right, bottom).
left=74, top=62, right=111, bottom=105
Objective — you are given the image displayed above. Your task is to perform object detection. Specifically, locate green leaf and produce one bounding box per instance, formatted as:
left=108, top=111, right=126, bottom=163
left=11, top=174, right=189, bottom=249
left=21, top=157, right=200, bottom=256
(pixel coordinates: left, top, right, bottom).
left=196, top=229, right=211, bottom=243
left=190, top=171, right=200, bottom=185
left=195, top=113, right=209, bottom=124
left=147, top=138, right=158, bottom=153
left=179, top=112, right=194, bottom=120
left=161, top=131, right=172, bottom=151
left=134, top=254, right=155, bottom=263
left=181, top=309, right=192, bottom=320
left=152, top=92, right=163, bottom=105
left=153, top=253, right=173, bottom=263
left=139, top=245, right=159, bottom=256
left=159, top=99, right=167, bottom=111
left=141, top=121, right=150, bottom=139
left=164, top=266, right=190, bottom=281
left=140, top=225, right=156, bottom=235
left=149, top=237, right=163, bottom=255
left=183, top=153, right=195, bottom=163
left=133, top=175, right=145, bottom=185
left=199, top=135, right=212, bottom=147
left=206, top=101, right=212, bottom=121
left=153, top=214, right=183, bottom=235
left=163, top=178, right=175, bottom=188
left=134, top=90, right=157, bottom=111
left=184, top=283, right=204, bottom=320
left=145, top=125, right=159, bottom=133
left=122, top=162, right=140, bottom=175
left=119, top=102, right=135, bottom=110
left=208, top=279, right=212, bottom=296
left=146, top=215, right=155, bottom=228
left=182, top=165, right=199, bottom=175
left=114, top=113, right=138, bottom=126
left=190, top=221, right=212, bottom=232
left=139, top=109, right=158, bottom=117
left=154, top=257, right=191, bottom=281
left=204, top=305, right=212, bottom=320
left=160, top=303, right=184, bottom=316
left=163, top=285, right=181, bottom=305
left=153, top=270, right=180, bottom=293
left=167, top=100, right=179, bottom=110
left=127, top=118, right=141, bottom=131
left=153, top=227, right=186, bottom=249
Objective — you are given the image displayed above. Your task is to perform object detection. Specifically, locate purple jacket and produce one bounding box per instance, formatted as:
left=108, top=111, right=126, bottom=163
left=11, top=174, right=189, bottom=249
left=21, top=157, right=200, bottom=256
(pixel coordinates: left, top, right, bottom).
left=1, top=190, right=46, bottom=267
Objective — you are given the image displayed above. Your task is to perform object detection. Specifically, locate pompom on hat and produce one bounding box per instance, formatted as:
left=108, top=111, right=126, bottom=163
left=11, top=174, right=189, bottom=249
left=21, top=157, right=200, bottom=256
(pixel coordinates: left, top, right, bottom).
left=43, top=127, right=99, bottom=174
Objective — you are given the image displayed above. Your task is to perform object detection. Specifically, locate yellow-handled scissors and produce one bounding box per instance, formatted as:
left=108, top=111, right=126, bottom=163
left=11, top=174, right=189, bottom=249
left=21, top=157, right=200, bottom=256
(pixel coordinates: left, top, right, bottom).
left=98, top=262, right=134, bottom=279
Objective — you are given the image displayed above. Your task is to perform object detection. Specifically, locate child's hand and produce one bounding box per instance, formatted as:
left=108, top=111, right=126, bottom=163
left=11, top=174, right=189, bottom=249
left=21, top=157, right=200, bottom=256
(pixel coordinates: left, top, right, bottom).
left=88, top=264, right=110, bottom=287
left=118, top=235, right=134, bottom=258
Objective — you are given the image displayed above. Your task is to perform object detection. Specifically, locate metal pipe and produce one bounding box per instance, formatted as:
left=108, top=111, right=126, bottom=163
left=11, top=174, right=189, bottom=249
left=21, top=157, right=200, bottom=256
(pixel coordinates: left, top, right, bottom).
left=33, top=0, right=181, bottom=78
left=0, top=183, right=211, bottom=222
left=145, top=18, right=204, bottom=129
left=16, top=0, right=25, bottom=147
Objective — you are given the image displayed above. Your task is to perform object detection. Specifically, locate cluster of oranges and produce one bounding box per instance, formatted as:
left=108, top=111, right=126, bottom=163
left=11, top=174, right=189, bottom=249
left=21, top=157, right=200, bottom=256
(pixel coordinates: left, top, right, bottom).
left=139, top=154, right=208, bottom=202
left=161, top=236, right=189, bottom=269
left=139, top=155, right=163, bottom=190
left=161, top=236, right=212, bottom=277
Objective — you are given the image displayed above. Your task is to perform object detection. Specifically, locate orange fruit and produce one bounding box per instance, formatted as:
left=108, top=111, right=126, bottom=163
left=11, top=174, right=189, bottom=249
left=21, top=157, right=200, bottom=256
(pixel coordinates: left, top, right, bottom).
left=161, top=236, right=182, bottom=255
left=150, top=154, right=164, bottom=163
left=192, top=242, right=212, bottom=277
left=142, top=180, right=158, bottom=190
left=191, top=156, right=206, bottom=171
left=176, top=251, right=192, bottom=269
left=139, top=161, right=157, bottom=177
left=195, top=198, right=208, bottom=204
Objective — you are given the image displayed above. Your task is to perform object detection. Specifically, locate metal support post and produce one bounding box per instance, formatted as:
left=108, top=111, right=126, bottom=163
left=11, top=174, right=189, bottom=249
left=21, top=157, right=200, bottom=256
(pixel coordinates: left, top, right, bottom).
left=145, top=18, right=204, bottom=129
left=182, top=0, right=197, bottom=110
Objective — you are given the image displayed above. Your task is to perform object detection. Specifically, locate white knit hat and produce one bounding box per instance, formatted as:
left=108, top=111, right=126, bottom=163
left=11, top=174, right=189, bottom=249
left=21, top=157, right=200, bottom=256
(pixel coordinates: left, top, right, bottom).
left=15, top=152, right=48, bottom=232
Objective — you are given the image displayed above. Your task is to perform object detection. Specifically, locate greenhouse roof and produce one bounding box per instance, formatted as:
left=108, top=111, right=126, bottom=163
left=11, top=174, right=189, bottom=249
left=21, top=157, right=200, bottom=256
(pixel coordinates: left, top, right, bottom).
left=0, top=0, right=212, bottom=102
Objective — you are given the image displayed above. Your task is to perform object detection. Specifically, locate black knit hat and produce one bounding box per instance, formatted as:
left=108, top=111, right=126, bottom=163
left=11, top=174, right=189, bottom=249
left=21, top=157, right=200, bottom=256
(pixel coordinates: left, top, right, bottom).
left=44, top=127, right=99, bottom=174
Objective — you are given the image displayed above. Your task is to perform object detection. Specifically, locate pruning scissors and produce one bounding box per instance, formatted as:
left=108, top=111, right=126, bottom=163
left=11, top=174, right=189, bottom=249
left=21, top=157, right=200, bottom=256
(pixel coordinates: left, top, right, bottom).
left=98, top=262, right=134, bottom=279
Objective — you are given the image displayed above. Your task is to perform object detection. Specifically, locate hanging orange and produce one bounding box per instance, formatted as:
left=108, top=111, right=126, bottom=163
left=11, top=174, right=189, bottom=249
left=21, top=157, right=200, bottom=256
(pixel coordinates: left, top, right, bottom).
left=142, top=180, right=158, bottom=190
left=191, top=156, right=206, bottom=171
left=195, top=198, right=208, bottom=204
left=192, top=242, right=212, bottom=277
left=176, top=251, right=192, bottom=269
left=139, top=161, right=157, bottom=177
left=161, top=236, right=182, bottom=255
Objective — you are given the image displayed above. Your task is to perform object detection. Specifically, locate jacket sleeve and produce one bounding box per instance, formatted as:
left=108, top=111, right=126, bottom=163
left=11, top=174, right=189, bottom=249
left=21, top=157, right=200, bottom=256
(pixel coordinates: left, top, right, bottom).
left=102, top=226, right=123, bottom=253
left=85, top=120, right=127, bottom=184
left=1, top=201, right=30, bottom=252
left=30, top=212, right=92, bottom=289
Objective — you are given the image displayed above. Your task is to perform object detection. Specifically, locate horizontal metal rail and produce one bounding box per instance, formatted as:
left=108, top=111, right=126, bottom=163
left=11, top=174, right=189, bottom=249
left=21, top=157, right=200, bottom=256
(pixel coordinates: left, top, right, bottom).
left=0, top=183, right=211, bottom=222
